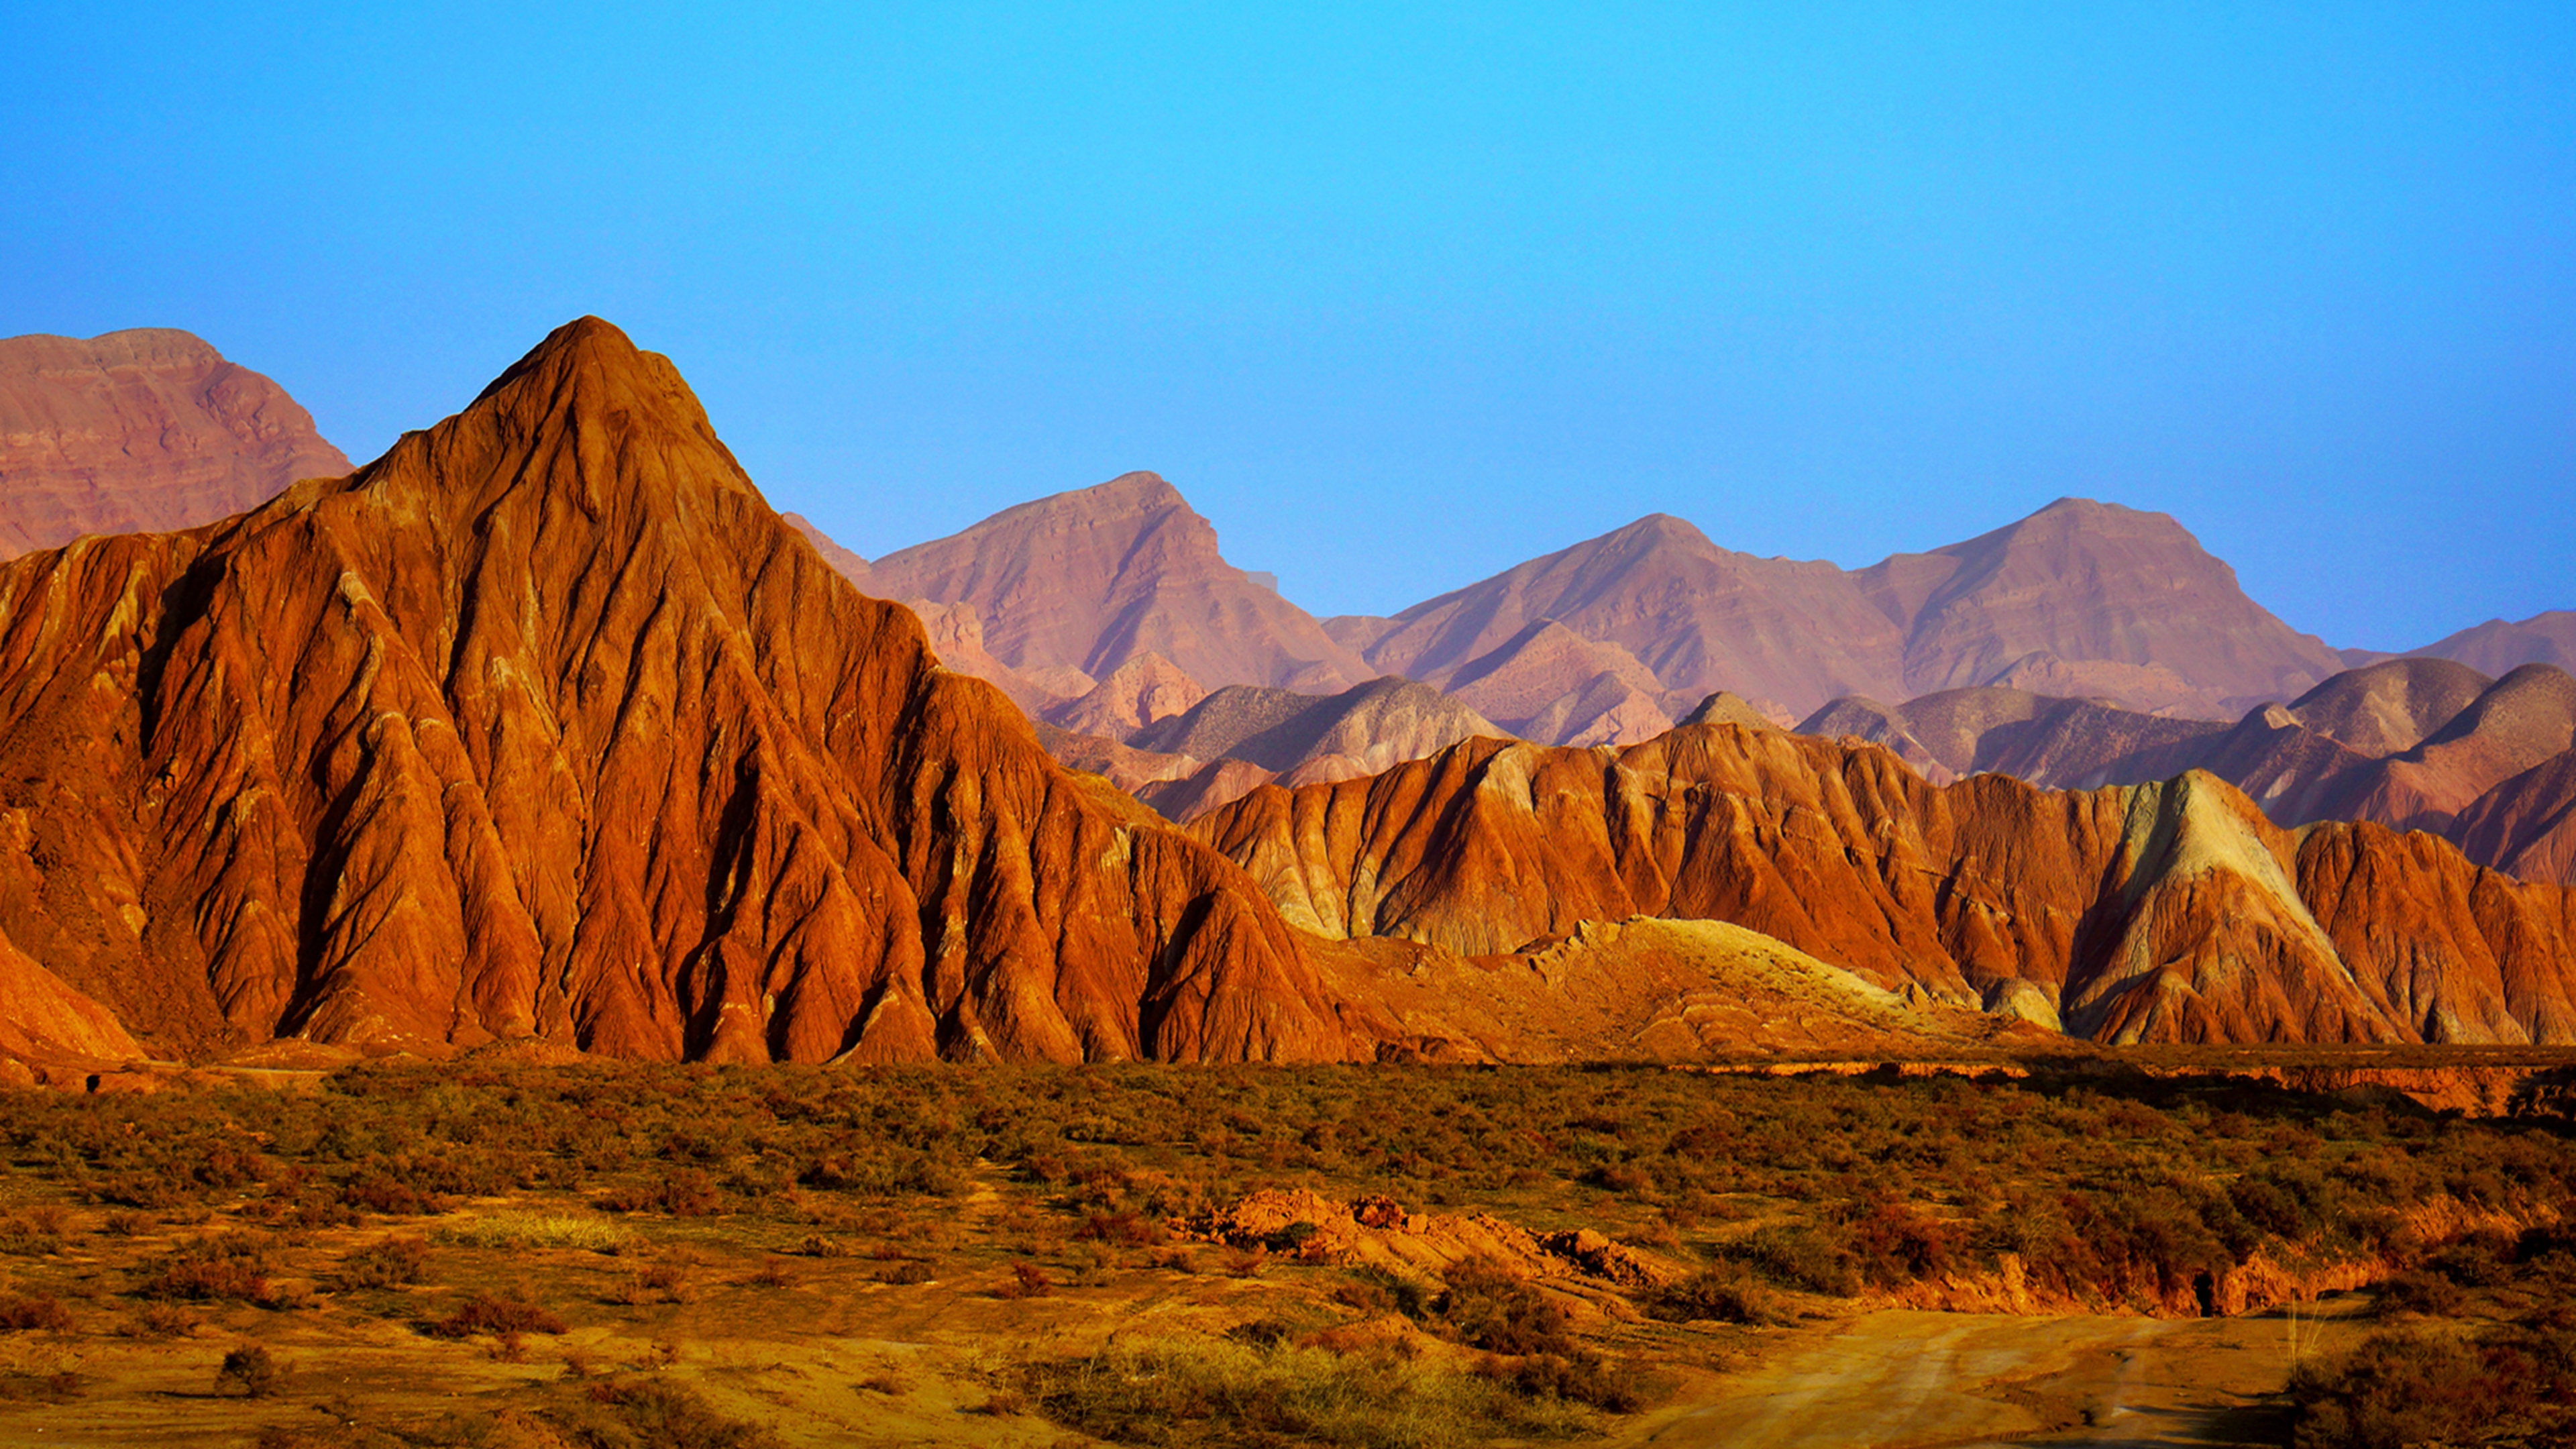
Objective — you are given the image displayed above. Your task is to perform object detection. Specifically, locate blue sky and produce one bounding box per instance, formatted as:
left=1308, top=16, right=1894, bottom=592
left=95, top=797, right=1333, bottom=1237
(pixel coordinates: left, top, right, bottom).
left=3, top=3, right=2569, bottom=649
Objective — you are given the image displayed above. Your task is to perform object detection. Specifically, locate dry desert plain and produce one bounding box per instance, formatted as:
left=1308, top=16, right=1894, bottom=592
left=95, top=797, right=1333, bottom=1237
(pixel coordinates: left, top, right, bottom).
left=0, top=1051, right=2563, bottom=1448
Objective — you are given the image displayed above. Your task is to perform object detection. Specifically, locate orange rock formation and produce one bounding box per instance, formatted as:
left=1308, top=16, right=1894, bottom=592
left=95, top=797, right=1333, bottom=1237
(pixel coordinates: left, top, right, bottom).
left=0, top=319, right=1362, bottom=1071
left=1193, top=724, right=2576, bottom=1045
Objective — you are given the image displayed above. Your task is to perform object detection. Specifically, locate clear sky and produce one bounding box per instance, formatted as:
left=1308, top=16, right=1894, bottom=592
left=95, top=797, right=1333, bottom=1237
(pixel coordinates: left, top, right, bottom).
left=3, top=3, right=2568, bottom=649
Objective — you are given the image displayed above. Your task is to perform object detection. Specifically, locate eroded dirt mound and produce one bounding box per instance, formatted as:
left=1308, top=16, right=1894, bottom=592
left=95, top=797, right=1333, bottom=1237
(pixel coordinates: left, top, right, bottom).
left=1190, top=1189, right=1684, bottom=1291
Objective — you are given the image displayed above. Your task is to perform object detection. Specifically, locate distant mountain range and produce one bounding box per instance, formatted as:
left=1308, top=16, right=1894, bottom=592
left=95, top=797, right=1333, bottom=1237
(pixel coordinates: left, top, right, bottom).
left=773, top=470, right=2569, bottom=867
left=0, top=318, right=2569, bottom=1071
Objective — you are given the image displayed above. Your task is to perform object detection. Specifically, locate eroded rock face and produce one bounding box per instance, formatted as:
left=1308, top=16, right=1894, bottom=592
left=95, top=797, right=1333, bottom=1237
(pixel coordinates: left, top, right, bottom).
left=0, top=329, right=352, bottom=558
left=0, top=319, right=1363, bottom=1069
left=1191, top=725, right=2576, bottom=1046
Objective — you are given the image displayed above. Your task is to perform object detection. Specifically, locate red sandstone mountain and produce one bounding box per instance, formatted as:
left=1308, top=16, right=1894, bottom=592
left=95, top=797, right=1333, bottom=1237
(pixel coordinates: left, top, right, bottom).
left=2414, top=610, right=2576, bottom=676
left=1348, top=498, right=2341, bottom=721
left=865, top=472, right=1369, bottom=693
left=0, top=319, right=1365, bottom=1073
left=782, top=512, right=873, bottom=590
left=1192, top=724, right=2576, bottom=1045
left=0, top=329, right=351, bottom=557
left=2454, top=750, right=2576, bottom=887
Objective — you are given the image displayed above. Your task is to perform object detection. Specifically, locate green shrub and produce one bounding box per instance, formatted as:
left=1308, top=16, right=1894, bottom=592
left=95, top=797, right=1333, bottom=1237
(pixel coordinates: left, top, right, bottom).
left=1030, top=1336, right=1593, bottom=1448
left=1646, top=1268, right=1781, bottom=1325
left=1721, top=1224, right=1860, bottom=1296
left=217, top=1344, right=283, bottom=1397
left=0, top=1294, right=72, bottom=1332
left=426, top=1293, right=567, bottom=1339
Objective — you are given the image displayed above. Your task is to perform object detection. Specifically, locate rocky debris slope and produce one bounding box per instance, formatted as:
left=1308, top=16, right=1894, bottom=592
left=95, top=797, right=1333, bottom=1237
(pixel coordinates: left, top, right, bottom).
left=0, top=328, right=351, bottom=558
left=1192, top=723, right=2576, bottom=1046
left=0, top=318, right=1368, bottom=1073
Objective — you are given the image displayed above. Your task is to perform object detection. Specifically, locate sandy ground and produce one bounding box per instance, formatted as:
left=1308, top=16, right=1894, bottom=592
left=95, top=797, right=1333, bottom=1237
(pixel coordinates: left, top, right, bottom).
left=0, top=1295, right=2369, bottom=1448
left=1617, top=1299, right=2372, bottom=1449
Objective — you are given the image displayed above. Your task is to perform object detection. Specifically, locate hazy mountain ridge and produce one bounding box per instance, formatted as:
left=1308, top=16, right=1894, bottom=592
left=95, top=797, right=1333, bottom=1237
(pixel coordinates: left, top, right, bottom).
left=0, top=328, right=352, bottom=559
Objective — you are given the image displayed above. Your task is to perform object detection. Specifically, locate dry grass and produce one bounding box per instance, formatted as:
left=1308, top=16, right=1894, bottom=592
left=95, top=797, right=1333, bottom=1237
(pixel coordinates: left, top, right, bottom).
left=1029, top=1336, right=1599, bottom=1448
left=433, top=1210, right=635, bottom=1253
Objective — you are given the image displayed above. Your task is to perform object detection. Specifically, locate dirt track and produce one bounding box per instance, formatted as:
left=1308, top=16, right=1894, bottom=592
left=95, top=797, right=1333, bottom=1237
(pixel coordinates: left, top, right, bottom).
left=1619, top=1301, right=2370, bottom=1449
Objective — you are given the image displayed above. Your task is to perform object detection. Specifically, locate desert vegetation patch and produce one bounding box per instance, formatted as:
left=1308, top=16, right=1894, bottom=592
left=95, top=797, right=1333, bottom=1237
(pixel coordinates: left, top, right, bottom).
left=0, top=1059, right=2561, bottom=1444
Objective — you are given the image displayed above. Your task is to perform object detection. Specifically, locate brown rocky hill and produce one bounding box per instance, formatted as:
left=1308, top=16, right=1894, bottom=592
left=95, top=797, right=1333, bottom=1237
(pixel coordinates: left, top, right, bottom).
left=1349, top=498, right=2340, bottom=721
left=2414, top=610, right=2576, bottom=676
left=0, top=318, right=1368, bottom=1073
left=1354, top=513, right=1909, bottom=720
left=1795, top=696, right=1962, bottom=783
left=2453, top=750, right=2576, bottom=887
left=865, top=472, right=1369, bottom=693
left=1191, top=725, right=2576, bottom=1045
left=1788, top=660, right=2533, bottom=835
left=0, top=328, right=351, bottom=557
left=1675, top=691, right=1783, bottom=731
left=2282, top=657, right=2496, bottom=757
left=1864, top=497, right=2344, bottom=712
left=2332, top=664, right=2576, bottom=835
